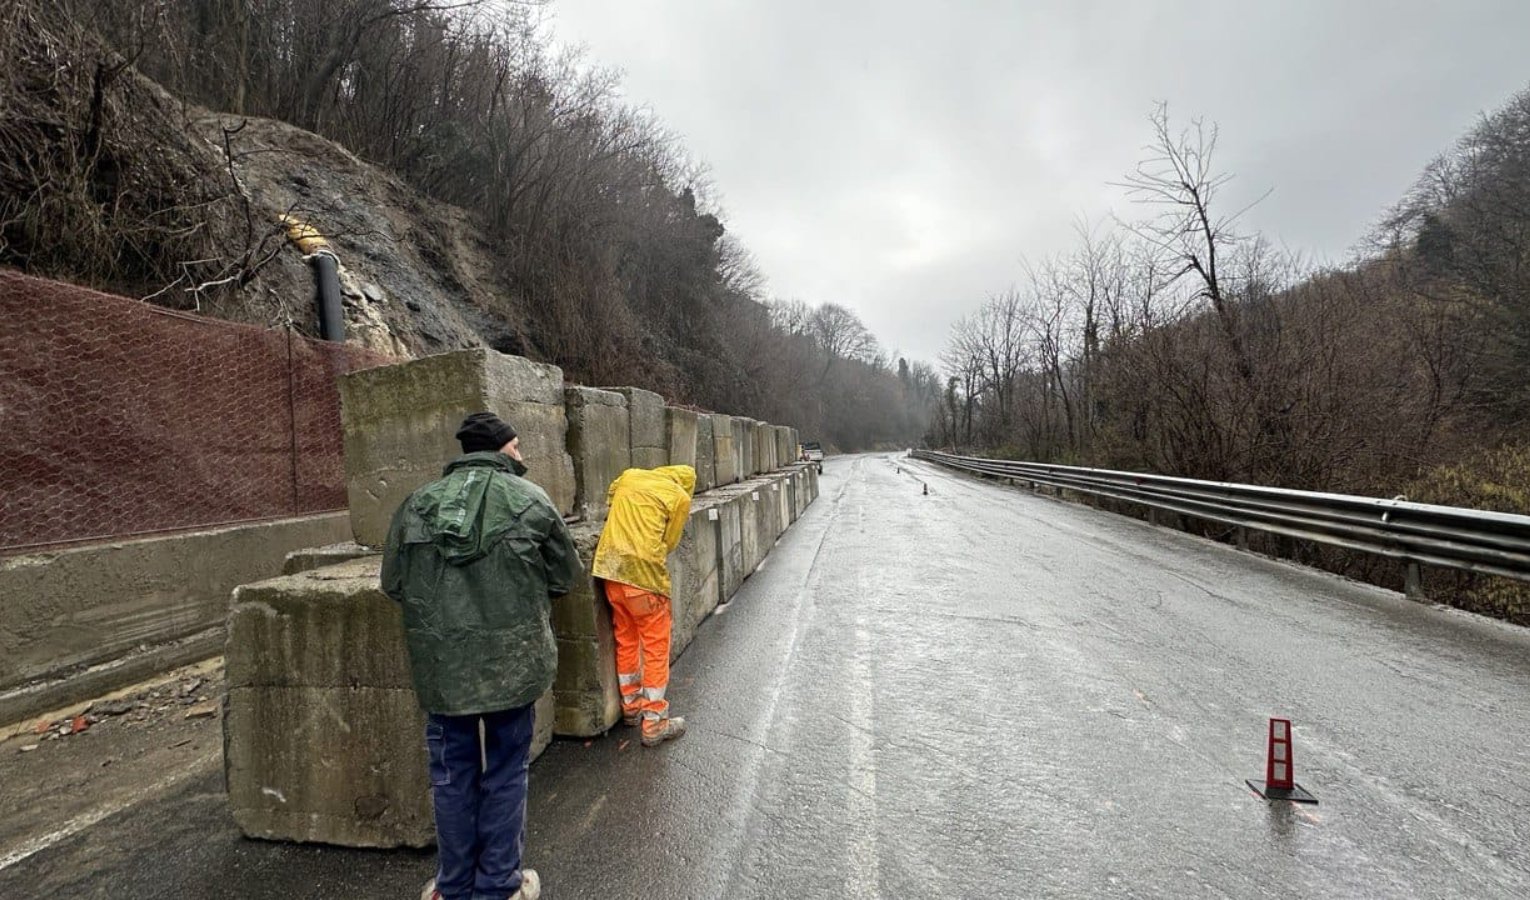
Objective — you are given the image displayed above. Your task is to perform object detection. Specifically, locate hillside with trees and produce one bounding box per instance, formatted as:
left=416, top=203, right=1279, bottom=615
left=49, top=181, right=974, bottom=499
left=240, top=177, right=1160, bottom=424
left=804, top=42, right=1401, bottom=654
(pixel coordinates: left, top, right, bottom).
left=0, top=0, right=935, bottom=451
left=936, top=98, right=1530, bottom=622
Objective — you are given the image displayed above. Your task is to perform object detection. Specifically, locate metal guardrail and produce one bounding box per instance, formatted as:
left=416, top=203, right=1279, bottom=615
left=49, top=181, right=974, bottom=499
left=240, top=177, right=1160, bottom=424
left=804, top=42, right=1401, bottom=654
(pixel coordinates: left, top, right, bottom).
left=910, top=450, right=1530, bottom=584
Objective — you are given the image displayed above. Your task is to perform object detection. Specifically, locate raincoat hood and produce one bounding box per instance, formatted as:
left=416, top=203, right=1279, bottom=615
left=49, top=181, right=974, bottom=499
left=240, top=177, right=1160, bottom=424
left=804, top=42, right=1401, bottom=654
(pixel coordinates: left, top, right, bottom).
left=653, top=465, right=697, bottom=495
left=418, top=452, right=530, bottom=565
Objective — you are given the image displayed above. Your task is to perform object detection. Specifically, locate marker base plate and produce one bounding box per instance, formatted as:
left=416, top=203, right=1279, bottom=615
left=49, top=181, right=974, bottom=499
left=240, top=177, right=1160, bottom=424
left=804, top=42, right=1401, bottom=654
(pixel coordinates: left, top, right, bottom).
left=1246, top=779, right=1318, bottom=804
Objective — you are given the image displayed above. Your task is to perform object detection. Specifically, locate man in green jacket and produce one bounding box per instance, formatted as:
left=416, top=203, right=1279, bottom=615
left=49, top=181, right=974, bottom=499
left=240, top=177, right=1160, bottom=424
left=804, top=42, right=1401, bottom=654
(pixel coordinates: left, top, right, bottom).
left=382, top=412, right=580, bottom=900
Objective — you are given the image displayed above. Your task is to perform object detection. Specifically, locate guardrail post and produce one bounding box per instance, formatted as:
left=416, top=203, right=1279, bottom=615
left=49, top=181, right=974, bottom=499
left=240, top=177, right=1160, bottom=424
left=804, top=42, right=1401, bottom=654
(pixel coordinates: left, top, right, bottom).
left=1236, top=527, right=1249, bottom=551
left=1404, top=562, right=1426, bottom=602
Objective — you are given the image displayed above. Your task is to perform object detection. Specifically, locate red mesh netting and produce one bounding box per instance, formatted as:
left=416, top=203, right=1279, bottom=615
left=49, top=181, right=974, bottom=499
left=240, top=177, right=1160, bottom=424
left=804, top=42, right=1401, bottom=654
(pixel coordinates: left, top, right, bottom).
left=0, top=271, right=394, bottom=552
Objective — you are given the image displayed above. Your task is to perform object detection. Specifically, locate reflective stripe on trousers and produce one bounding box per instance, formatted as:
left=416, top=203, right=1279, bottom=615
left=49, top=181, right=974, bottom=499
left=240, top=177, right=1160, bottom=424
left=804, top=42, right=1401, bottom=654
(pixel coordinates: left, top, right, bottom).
left=604, top=580, right=672, bottom=721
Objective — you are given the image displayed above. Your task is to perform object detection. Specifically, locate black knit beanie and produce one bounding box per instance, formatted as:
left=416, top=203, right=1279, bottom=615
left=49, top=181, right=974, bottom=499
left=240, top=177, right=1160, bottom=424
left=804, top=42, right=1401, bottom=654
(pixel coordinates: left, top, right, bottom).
left=456, top=412, right=517, bottom=454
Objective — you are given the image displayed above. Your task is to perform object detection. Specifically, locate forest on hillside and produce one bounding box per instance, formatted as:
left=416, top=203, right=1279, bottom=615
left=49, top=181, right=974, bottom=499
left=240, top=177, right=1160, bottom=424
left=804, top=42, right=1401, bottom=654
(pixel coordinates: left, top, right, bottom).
left=934, top=97, right=1530, bottom=622
left=0, top=0, right=938, bottom=451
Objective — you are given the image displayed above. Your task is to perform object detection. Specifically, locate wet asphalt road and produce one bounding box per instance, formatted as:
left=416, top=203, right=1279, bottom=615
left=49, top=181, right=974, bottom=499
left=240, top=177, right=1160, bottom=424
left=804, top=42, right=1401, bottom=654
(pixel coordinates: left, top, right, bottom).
left=5, top=453, right=1530, bottom=898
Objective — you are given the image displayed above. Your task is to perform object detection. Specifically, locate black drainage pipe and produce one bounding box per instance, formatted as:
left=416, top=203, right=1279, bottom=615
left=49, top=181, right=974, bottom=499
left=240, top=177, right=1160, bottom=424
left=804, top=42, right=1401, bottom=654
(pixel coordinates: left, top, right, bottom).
left=310, top=251, right=345, bottom=342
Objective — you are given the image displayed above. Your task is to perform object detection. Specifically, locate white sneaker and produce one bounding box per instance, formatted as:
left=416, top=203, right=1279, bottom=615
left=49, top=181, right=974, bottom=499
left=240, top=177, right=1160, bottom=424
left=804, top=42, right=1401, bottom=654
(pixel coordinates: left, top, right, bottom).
left=511, top=869, right=542, bottom=900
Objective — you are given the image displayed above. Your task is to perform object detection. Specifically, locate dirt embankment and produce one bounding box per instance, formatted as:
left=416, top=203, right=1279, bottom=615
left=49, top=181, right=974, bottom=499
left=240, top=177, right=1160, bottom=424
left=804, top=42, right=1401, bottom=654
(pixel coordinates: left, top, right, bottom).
left=1, top=4, right=538, bottom=360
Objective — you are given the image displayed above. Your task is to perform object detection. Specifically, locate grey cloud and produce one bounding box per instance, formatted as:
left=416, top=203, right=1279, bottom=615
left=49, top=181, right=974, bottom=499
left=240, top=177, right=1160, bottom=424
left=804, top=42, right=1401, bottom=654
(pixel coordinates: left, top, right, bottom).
left=551, top=0, right=1530, bottom=362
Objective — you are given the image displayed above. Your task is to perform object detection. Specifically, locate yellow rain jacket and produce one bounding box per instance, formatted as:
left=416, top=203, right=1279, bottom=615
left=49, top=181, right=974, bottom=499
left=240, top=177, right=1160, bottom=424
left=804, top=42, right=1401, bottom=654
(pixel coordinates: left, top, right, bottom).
left=592, top=465, right=697, bottom=597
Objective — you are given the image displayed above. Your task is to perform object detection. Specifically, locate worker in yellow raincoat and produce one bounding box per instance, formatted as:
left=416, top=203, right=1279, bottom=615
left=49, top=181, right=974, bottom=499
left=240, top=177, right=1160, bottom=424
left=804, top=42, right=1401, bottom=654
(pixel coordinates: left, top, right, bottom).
left=592, top=465, right=696, bottom=747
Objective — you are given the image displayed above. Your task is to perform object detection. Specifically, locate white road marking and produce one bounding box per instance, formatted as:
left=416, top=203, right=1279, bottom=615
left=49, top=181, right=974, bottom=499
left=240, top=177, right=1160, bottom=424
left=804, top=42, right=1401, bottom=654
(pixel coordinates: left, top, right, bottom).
left=0, top=756, right=213, bottom=873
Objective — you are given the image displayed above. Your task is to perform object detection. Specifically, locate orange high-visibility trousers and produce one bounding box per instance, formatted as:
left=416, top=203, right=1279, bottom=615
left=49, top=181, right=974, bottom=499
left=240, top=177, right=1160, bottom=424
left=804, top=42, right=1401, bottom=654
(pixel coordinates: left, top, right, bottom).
left=603, top=580, right=672, bottom=726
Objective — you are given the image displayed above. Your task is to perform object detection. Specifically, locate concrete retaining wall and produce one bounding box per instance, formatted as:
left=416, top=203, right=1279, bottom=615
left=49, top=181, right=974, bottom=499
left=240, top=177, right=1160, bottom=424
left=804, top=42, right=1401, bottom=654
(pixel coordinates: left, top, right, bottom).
left=0, top=512, right=350, bottom=726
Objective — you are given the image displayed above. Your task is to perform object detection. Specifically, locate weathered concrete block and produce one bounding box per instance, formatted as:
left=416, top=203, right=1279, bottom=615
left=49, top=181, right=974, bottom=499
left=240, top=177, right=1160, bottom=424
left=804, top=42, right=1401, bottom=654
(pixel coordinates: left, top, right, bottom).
left=759, top=422, right=779, bottom=473
left=666, top=407, right=699, bottom=470
left=549, top=525, right=619, bottom=737
left=737, top=486, right=763, bottom=576
left=775, top=426, right=794, bottom=470
left=667, top=498, right=721, bottom=660
left=760, top=477, right=784, bottom=545
left=341, top=349, right=575, bottom=546
left=694, top=414, right=716, bottom=492
left=755, top=420, right=770, bottom=474
left=225, top=557, right=553, bottom=848
left=565, top=387, right=631, bottom=519
left=282, top=542, right=374, bottom=575
left=711, top=415, right=738, bottom=486
left=612, top=387, right=668, bottom=469
left=716, top=493, right=745, bottom=600
left=735, top=418, right=754, bottom=479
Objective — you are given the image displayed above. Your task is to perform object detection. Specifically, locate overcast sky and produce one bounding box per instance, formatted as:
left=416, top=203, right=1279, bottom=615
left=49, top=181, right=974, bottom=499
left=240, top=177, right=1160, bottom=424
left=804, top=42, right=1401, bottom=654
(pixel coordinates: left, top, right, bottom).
left=547, top=1, right=1530, bottom=364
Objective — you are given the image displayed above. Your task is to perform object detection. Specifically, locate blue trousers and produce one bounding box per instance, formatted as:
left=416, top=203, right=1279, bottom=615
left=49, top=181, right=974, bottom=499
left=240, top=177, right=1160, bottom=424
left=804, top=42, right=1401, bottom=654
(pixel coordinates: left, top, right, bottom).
left=426, top=703, right=535, bottom=900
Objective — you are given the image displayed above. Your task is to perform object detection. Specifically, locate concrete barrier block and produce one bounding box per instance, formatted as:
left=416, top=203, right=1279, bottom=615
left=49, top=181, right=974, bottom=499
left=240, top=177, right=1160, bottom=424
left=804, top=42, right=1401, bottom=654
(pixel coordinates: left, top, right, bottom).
left=282, top=542, right=375, bottom=576
left=341, top=349, right=575, bottom=545
left=735, top=418, right=754, bottom=478
left=761, top=422, right=780, bottom=472
left=224, top=557, right=553, bottom=848
left=565, top=387, right=631, bottom=519
left=694, top=413, right=716, bottom=492
left=666, top=407, right=699, bottom=470
left=775, top=426, right=793, bottom=469
left=716, top=493, right=745, bottom=600
left=549, top=525, right=619, bottom=737
left=667, top=499, right=722, bottom=660
left=711, top=415, right=738, bottom=486
left=737, top=486, right=763, bottom=576
left=611, top=387, right=668, bottom=469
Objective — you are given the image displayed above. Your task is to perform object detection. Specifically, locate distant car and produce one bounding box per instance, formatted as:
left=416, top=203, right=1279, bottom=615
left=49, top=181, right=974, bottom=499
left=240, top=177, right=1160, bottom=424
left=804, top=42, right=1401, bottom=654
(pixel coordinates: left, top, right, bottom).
left=799, top=441, right=824, bottom=474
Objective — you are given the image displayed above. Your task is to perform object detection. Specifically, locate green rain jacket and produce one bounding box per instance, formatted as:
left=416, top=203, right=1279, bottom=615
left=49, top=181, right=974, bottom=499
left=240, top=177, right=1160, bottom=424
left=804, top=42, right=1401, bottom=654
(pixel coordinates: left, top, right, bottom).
left=381, top=451, right=581, bottom=716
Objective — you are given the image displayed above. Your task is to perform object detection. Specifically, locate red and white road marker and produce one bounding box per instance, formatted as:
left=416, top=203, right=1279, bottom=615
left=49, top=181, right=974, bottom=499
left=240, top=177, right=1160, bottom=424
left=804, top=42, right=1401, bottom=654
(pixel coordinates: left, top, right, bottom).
left=1246, top=717, right=1318, bottom=804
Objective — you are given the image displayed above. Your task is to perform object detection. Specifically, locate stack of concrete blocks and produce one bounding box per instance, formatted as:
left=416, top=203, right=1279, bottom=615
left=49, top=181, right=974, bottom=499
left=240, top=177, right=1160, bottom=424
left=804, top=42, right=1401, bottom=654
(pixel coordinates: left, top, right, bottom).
left=340, top=349, right=576, bottom=545
left=227, top=349, right=576, bottom=848
left=712, top=414, right=738, bottom=486
left=612, top=387, right=668, bottom=470
left=224, top=346, right=823, bottom=849
left=564, top=387, right=630, bottom=520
